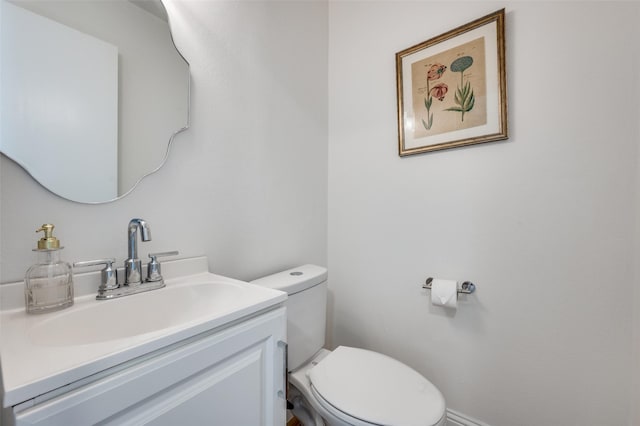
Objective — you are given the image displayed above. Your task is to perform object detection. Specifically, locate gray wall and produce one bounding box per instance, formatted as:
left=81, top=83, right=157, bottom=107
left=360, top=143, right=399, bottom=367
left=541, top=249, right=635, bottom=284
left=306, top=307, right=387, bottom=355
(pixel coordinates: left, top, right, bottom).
left=328, top=2, right=639, bottom=425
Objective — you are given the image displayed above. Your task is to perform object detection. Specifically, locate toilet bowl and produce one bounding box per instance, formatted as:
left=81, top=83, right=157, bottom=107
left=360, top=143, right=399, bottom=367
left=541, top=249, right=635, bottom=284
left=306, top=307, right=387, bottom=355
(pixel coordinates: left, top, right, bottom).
left=251, top=265, right=446, bottom=426
left=289, top=348, right=446, bottom=426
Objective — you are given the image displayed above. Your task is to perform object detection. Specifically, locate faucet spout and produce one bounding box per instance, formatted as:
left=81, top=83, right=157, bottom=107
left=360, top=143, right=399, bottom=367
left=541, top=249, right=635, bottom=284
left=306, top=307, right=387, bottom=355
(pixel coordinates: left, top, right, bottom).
left=125, top=218, right=152, bottom=285
left=127, top=218, right=151, bottom=260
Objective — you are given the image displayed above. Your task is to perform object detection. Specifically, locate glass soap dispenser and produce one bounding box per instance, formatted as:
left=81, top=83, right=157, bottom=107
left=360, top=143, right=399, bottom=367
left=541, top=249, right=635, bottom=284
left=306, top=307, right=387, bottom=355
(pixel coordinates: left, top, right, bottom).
left=25, top=224, right=74, bottom=314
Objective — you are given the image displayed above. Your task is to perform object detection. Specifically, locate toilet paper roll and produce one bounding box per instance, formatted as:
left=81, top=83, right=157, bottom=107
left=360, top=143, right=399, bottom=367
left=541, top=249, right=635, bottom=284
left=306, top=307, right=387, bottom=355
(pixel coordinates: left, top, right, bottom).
left=431, top=279, right=458, bottom=309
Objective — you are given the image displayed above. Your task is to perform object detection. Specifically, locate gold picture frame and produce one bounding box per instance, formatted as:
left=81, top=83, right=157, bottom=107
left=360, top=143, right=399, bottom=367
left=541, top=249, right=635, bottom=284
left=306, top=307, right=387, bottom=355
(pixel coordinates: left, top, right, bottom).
left=396, top=9, right=508, bottom=156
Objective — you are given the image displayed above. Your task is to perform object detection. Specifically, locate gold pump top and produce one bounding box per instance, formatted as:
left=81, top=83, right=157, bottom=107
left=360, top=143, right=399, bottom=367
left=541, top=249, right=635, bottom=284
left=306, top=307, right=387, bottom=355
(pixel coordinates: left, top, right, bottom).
left=36, top=224, right=60, bottom=250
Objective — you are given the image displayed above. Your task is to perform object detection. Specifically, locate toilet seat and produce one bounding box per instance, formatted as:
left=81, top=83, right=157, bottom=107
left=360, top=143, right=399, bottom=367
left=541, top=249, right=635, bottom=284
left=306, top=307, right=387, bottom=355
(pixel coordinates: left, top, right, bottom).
left=307, top=346, right=446, bottom=426
left=309, top=384, right=381, bottom=426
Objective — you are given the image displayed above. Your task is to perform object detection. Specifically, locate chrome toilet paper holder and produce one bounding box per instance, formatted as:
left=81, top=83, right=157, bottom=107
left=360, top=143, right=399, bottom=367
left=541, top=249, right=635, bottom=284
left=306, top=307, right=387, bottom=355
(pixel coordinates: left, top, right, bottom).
left=422, top=277, right=476, bottom=294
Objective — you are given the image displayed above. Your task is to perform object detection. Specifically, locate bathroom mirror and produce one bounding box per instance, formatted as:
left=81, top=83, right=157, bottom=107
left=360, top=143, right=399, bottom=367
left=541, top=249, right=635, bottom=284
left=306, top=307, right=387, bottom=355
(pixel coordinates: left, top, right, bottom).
left=0, top=0, right=189, bottom=204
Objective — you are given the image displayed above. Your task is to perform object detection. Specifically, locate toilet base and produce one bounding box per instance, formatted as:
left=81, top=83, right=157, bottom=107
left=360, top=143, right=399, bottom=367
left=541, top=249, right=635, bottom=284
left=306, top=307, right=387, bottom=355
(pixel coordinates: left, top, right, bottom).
left=289, top=386, right=326, bottom=426
left=290, top=348, right=367, bottom=425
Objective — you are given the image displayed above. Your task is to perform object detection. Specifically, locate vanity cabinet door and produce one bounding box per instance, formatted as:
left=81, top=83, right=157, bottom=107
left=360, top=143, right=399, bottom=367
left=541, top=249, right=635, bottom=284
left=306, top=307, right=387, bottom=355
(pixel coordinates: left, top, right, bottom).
left=13, top=307, right=287, bottom=426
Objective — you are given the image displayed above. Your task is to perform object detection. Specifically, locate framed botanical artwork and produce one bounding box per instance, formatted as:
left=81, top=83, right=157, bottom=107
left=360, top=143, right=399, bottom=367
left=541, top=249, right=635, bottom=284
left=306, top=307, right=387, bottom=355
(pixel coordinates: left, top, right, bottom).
left=396, top=9, right=508, bottom=156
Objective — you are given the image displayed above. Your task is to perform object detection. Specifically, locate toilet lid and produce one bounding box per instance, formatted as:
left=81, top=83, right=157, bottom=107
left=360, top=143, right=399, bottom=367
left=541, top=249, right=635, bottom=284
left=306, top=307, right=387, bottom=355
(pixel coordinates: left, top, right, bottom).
left=308, top=346, right=445, bottom=426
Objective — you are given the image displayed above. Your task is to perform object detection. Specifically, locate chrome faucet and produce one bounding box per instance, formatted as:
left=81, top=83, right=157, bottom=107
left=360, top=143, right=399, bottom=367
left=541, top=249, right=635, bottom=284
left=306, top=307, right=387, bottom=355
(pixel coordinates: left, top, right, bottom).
left=73, top=218, right=179, bottom=300
left=125, top=218, right=151, bottom=285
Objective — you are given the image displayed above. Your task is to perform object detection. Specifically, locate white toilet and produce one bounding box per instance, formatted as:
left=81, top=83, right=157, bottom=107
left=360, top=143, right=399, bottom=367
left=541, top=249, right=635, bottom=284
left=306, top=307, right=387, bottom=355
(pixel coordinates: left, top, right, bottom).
left=251, top=265, right=446, bottom=426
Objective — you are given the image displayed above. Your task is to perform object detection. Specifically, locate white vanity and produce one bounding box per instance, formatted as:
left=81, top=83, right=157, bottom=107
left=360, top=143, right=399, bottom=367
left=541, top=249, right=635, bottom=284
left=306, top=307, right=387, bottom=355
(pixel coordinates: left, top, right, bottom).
left=0, top=257, right=287, bottom=425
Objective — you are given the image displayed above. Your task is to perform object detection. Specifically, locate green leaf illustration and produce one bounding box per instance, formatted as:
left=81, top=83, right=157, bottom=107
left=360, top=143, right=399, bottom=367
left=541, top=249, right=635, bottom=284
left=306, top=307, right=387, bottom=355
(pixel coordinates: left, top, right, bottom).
left=421, top=113, right=434, bottom=130
left=425, top=96, right=433, bottom=111
left=454, top=89, right=461, bottom=107
left=423, top=95, right=435, bottom=130
left=446, top=71, right=475, bottom=122
left=464, top=91, right=475, bottom=111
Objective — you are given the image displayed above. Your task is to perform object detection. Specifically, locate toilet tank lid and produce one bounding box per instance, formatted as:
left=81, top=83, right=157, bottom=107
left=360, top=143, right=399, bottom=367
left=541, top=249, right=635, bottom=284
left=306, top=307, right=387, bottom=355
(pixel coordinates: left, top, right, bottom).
left=250, top=264, right=327, bottom=295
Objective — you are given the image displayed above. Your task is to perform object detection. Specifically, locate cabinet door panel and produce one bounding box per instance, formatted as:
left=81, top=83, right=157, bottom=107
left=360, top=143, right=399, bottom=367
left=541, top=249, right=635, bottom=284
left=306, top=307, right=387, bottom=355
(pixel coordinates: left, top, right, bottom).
left=14, top=308, right=286, bottom=426
left=107, top=342, right=265, bottom=426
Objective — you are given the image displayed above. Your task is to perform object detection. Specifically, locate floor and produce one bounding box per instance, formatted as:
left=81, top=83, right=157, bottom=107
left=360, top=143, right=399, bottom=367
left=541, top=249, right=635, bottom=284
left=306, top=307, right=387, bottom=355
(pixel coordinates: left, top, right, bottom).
left=287, top=416, right=301, bottom=426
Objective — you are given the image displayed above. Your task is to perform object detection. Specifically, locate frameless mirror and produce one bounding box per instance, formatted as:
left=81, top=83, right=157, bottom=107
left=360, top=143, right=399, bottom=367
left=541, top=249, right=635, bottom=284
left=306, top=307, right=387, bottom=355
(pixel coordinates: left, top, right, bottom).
left=0, top=0, right=189, bottom=203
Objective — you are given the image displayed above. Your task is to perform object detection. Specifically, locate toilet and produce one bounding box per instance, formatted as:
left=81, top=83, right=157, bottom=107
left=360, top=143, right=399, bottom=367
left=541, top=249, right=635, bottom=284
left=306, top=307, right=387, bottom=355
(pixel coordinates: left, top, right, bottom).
left=251, top=265, right=446, bottom=426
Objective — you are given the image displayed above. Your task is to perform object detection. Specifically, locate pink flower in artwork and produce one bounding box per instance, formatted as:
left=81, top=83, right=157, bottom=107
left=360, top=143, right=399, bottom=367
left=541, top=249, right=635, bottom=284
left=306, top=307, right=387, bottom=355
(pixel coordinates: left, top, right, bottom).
left=422, top=63, right=448, bottom=130
left=429, top=83, right=448, bottom=101
left=427, top=64, right=447, bottom=81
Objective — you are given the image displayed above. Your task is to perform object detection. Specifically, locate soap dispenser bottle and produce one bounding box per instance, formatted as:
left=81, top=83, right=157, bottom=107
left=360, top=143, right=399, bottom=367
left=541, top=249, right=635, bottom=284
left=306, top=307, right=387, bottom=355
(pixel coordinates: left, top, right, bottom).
left=24, top=224, right=74, bottom=314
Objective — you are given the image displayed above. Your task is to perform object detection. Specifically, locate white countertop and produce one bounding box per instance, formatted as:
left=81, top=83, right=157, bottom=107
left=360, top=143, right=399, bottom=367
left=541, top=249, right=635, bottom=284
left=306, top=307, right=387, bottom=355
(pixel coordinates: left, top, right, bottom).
left=0, top=257, right=286, bottom=407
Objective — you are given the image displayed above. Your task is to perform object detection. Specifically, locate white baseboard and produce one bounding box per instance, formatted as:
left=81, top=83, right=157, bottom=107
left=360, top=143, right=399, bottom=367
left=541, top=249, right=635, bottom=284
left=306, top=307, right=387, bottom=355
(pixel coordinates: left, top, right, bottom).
left=446, top=408, right=491, bottom=426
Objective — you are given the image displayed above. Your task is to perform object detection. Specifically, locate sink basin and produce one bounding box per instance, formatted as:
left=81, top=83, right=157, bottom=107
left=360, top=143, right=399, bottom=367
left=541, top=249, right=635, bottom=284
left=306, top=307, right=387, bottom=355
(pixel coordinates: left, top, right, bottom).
left=29, top=281, right=244, bottom=346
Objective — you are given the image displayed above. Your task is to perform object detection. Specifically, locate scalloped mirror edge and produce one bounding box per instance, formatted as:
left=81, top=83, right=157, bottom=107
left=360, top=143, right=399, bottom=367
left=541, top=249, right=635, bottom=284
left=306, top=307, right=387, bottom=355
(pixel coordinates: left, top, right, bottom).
left=0, top=0, right=190, bottom=204
left=108, top=0, right=191, bottom=205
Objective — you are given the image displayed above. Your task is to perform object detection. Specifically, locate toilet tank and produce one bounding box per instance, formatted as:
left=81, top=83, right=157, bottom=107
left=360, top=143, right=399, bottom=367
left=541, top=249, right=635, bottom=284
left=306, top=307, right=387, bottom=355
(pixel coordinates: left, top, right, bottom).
left=251, top=264, right=328, bottom=371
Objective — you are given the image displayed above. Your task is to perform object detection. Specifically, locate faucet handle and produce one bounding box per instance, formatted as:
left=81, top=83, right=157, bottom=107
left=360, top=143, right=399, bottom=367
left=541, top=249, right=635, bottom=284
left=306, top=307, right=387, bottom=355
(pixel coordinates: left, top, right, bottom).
left=73, top=258, right=119, bottom=292
left=146, top=251, right=179, bottom=283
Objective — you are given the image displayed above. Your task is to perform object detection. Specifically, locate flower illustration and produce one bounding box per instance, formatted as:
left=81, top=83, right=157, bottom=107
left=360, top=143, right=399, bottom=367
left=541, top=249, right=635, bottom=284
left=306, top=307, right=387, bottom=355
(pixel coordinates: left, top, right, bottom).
left=427, top=64, right=447, bottom=81
left=445, top=56, right=475, bottom=122
left=423, top=63, right=448, bottom=130
left=429, top=83, right=448, bottom=101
